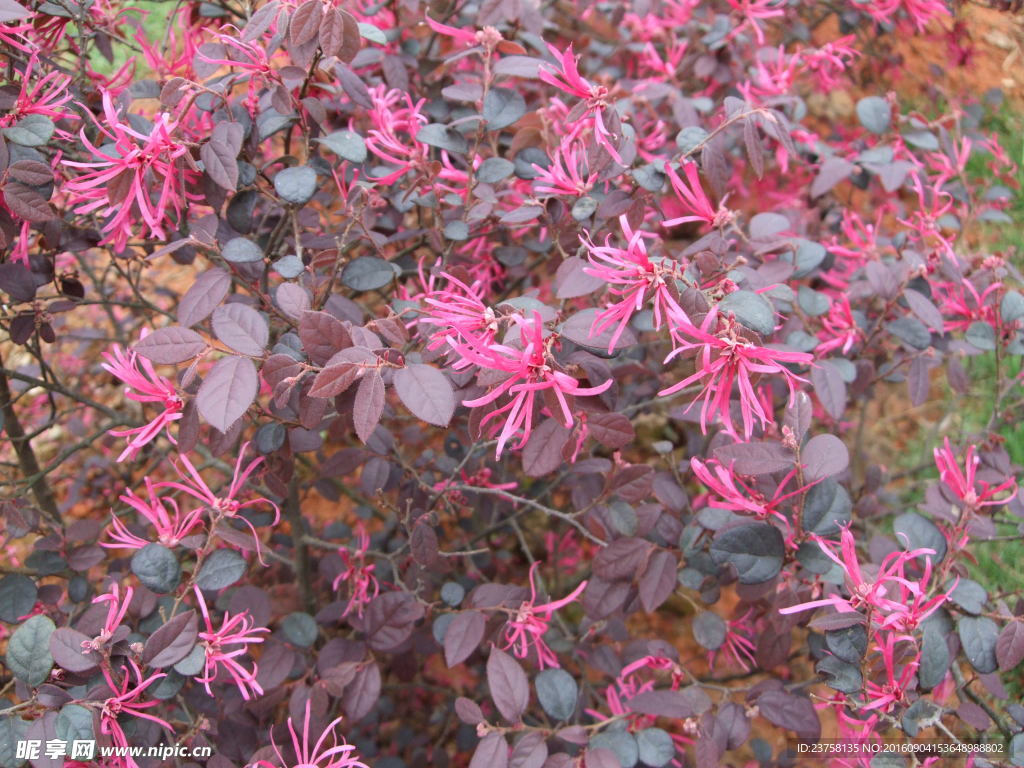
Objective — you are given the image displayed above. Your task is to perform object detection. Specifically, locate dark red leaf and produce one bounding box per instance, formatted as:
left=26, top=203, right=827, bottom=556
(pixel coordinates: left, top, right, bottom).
left=444, top=611, right=486, bottom=668
left=135, top=326, right=207, bottom=364
left=487, top=646, right=529, bottom=722
left=3, top=181, right=56, bottom=222
left=353, top=370, right=385, bottom=444
left=393, top=363, right=455, bottom=427
left=197, top=355, right=259, bottom=433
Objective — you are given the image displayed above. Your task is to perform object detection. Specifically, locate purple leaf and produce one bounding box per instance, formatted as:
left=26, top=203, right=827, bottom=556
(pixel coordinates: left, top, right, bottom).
left=713, top=441, right=794, bottom=475
left=0, top=0, right=30, bottom=23
left=997, top=621, right=1024, bottom=671
left=554, top=256, right=604, bottom=299
left=784, top=391, right=812, bottom=442
left=342, top=661, right=381, bottom=721
left=455, top=697, right=485, bottom=724
left=802, top=434, right=849, bottom=481
left=593, top=538, right=652, bottom=582
left=509, top=731, right=547, bottom=768
left=560, top=308, right=636, bottom=353
left=142, top=610, right=198, bottom=668
left=200, top=122, right=243, bottom=191
left=487, top=646, right=529, bottom=722
left=212, top=303, right=269, bottom=356
left=444, top=611, right=486, bottom=668
left=299, top=310, right=352, bottom=365
left=903, top=288, right=944, bottom=332
left=810, top=360, right=846, bottom=421
left=135, top=326, right=206, bottom=364
left=757, top=690, right=820, bottom=741
left=522, top=419, right=571, bottom=477
left=197, top=355, right=259, bottom=433
left=626, top=687, right=712, bottom=718
left=639, top=549, right=678, bottom=613
left=810, top=156, right=856, bottom=198
left=470, top=733, right=509, bottom=768
left=179, top=268, right=231, bottom=327
left=907, top=356, right=929, bottom=407
left=275, top=283, right=312, bottom=319
left=353, top=370, right=385, bottom=444
left=393, top=363, right=455, bottom=427
left=309, top=347, right=377, bottom=398
left=49, top=628, right=100, bottom=673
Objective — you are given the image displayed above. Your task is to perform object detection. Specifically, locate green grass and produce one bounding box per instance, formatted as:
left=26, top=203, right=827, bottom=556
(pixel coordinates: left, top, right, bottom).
left=87, top=0, right=177, bottom=77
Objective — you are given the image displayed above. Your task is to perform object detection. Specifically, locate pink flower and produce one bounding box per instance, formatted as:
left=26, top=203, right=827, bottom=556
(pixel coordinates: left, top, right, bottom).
left=332, top=524, right=380, bottom=619
left=933, top=279, right=1001, bottom=334
left=659, top=307, right=812, bottom=439
left=193, top=585, right=269, bottom=701
left=877, top=555, right=955, bottom=636
left=582, top=214, right=691, bottom=353
left=690, top=458, right=818, bottom=531
left=539, top=44, right=623, bottom=163
left=933, top=438, right=1017, bottom=509
left=364, top=85, right=430, bottom=185
left=502, top=562, right=586, bottom=669
left=418, top=271, right=500, bottom=367
left=662, top=162, right=734, bottom=229
left=863, top=635, right=919, bottom=713
left=81, top=583, right=133, bottom=653
left=158, top=444, right=281, bottom=564
left=726, top=0, right=785, bottom=45
left=101, top=342, right=184, bottom=462
left=533, top=139, right=597, bottom=197
left=815, top=295, right=863, bottom=355
left=98, top=659, right=172, bottom=768
left=706, top=609, right=758, bottom=671
left=779, top=526, right=933, bottom=620
left=254, top=699, right=368, bottom=768
left=64, top=92, right=199, bottom=250
left=102, top=476, right=205, bottom=550
left=459, top=312, right=613, bottom=457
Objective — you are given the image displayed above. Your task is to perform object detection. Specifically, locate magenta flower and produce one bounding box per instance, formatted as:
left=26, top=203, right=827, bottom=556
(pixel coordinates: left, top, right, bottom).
left=64, top=92, right=199, bottom=250
left=502, top=562, right=587, bottom=669
left=662, top=162, right=735, bottom=229
left=332, top=524, right=380, bottom=619
left=815, top=295, right=862, bottom=355
left=726, top=0, right=785, bottom=45
left=458, top=312, right=613, bottom=457
left=101, top=342, right=184, bottom=462
left=539, top=43, right=623, bottom=163
left=863, top=635, right=919, bottom=713
left=98, top=659, right=172, bottom=767
left=102, top=476, right=205, bottom=550
left=418, top=271, right=500, bottom=367
left=933, top=279, right=1001, bottom=334
left=0, top=55, right=77, bottom=132
left=81, top=583, right=133, bottom=653
left=364, top=85, right=430, bottom=185
left=932, top=437, right=1017, bottom=509
left=690, top=458, right=818, bottom=530
left=253, top=699, right=368, bottom=768
left=582, top=214, right=691, bottom=353
left=193, top=585, right=269, bottom=702
left=159, top=444, right=281, bottom=565
left=706, top=609, right=758, bottom=671
left=533, top=139, right=597, bottom=197
left=779, top=526, right=932, bottom=620
left=877, top=555, right=955, bottom=636
left=659, top=307, right=812, bottom=439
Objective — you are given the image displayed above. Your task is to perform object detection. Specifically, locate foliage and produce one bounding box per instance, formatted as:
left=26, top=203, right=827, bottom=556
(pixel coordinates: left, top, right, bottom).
left=0, top=0, right=1023, bottom=767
